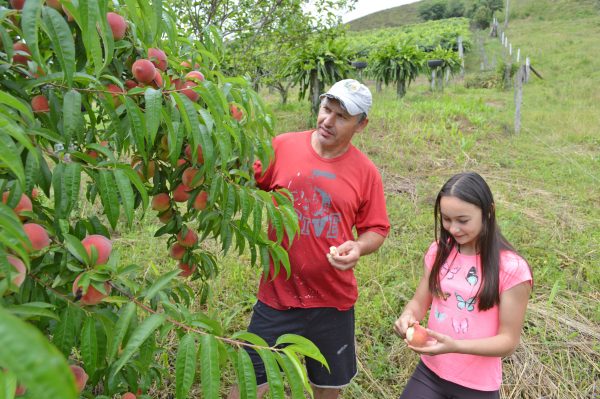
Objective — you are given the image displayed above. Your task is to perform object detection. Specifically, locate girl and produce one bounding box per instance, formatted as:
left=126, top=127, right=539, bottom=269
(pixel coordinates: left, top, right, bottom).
left=394, top=172, right=532, bottom=398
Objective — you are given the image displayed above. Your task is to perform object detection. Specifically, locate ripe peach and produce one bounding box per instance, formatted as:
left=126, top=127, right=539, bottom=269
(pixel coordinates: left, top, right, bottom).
left=31, top=95, right=50, bottom=112
left=181, top=80, right=199, bottom=102
left=46, top=0, right=62, bottom=11
left=12, top=42, right=31, bottom=65
left=131, top=59, right=156, bottom=84
left=184, top=144, right=204, bottom=164
left=230, top=103, right=244, bottom=122
left=152, top=69, right=164, bottom=88
left=178, top=262, right=196, bottom=277
left=132, top=159, right=155, bottom=181
left=177, top=229, right=197, bottom=248
left=2, top=192, right=33, bottom=219
left=124, top=79, right=138, bottom=89
left=23, top=223, right=51, bottom=252
left=192, top=191, right=208, bottom=211
left=15, top=384, right=27, bottom=396
left=185, top=70, right=204, bottom=83
left=151, top=193, right=170, bottom=212
left=69, top=365, right=88, bottom=393
left=148, top=48, right=167, bottom=71
left=122, top=393, right=137, bottom=399
left=182, top=167, right=203, bottom=188
left=176, top=158, right=187, bottom=167
left=72, top=274, right=111, bottom=306
left=81, top=234, right=112, bottom=265
left=171, top=78, right=183, bottom=90
left=172, top=184, right=191, bottom=202
left=106, top=12, right=127, bottom=40
left=30, top=187, right=40, bottom=199
left=406, top=323, right=429, bottom=347
left=169, top=243, right=186, bottom=260
left=7, top=255, right=26, bottom=287
left=10, top=0, right=25, bottom=10
left=158, top=208, right=173, bottom=224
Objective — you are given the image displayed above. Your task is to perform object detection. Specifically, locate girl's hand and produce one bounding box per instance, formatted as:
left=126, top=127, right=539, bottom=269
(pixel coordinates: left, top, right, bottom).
left=406, top=328, right=456, bottom=356
left=393, top=314, right=417, bottom=338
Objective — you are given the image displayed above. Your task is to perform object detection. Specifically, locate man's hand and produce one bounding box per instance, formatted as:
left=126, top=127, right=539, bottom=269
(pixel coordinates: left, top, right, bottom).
left=327, top=240, right=361, bottom=271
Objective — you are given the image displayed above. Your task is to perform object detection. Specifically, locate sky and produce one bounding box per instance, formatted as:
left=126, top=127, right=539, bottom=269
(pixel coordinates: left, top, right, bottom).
left=341, top=0, right=421, bottom=23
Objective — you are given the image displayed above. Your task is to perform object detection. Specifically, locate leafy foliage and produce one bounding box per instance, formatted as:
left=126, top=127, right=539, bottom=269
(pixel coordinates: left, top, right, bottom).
left=0, top=0, right=325, bottom=397
left=369, top=42, right=423, bottom=98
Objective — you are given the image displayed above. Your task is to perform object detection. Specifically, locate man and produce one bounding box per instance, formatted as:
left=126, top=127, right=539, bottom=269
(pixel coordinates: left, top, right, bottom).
left=229, top=79, right=390, bottom=399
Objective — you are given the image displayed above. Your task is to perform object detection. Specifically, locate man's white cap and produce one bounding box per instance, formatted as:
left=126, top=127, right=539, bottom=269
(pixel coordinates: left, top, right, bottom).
left=320, top=79, right=372, bottom=116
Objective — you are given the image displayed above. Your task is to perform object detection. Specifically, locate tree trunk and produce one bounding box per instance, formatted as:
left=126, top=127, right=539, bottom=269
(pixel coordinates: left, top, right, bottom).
left=310, top=70, right=320, bottom=115
left=396, top=80, right=406, bottom=98
left=376, top=80, right=382, bottom=93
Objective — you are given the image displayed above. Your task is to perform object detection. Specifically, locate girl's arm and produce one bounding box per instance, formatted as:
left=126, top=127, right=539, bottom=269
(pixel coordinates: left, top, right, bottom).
left=411, top=281, right=531, bottom=357
left=393, top=265, right=433, bottom=338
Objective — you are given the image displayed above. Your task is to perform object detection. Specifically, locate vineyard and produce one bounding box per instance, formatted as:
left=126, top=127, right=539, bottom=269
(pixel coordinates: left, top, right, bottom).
left=1, top=0, right=599, bottom=398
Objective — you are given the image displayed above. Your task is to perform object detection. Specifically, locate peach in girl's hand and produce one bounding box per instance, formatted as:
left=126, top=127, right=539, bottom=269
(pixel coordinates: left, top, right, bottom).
left=406, top=323, right=429, bottom=347
left=329, top=246, right=339, bottom=256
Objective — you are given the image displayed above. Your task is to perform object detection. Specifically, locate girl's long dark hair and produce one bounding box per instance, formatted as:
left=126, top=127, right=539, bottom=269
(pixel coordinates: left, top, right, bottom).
left=428, top=172, right=518, bottom=311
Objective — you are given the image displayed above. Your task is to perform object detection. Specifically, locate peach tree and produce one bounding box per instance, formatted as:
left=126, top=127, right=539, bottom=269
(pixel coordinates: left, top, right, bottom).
left=0, top=0, right=323, bottom=398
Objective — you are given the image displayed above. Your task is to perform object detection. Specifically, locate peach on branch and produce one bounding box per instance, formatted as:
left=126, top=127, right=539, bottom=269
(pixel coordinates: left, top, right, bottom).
left=406, top=322, right=429, bottom=347
left=106, top=12, right=127, bottom=40
left=69, top=365, right=89, bottom=393
left=122, top=393, right=137, bottom=399
left=181, top=80, right=199, bottom=102
left=151, top=193, right=171, bottom=212
left=184, top=144, right=204, bottom=164
left=177, top=228, right=198, bottom=248
left=230, top=103, right=244, bottom=122
left=169, top=243, right=186, bottom=260
left=15, top=384, right=27, bottom=396
left=81, top=234, right=112, bottom=265
left=178, top=262, right=196, bottom=277
left=182, top=167, right=203, bottom=188
left=172, top=184, right=191, bottom=202
left=132, top=159, right=156, bottom=181
left=148, top=47, right=167, bottom=71
left=46, top=0, right=62, bottom=11
left=151, top=69, right=164, bottom=88
left=104, top=84, right=124, bottom=105
left=23, top=223, right=51, bottom=252
left=185, top=70, right=205, bottom=83
left=158, top=208, right=174, bottom=224
left=124, top=79, right=138, bottom=89
left=72, top=274, right=111, bottom=305
left=192, top=190, right=208, bottom=211
left=31, top=95, right=50, bottom=112
left=10, top=0, right=25, bottom=10
left=6, top=255, right=26, bottom=287
left=2, top=192, right=33, bottom=219
left=13, top=42, right=31, bottom=65
left=131, top=59, right=156, bottom=84
left=171, top=78, right=183, bottom=91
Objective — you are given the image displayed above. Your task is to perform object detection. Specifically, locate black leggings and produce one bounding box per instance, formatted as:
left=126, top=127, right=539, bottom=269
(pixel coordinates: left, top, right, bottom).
left=400, top=361, right=500, bottom=399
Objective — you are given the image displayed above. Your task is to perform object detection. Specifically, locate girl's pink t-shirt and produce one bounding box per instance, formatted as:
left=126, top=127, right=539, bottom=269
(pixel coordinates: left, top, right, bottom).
left=421, top=242, right=532, bottom=391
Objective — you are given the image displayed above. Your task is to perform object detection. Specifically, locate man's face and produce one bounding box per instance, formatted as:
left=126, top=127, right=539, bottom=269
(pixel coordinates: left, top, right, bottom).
left=314, top=98, right=367, bottom=155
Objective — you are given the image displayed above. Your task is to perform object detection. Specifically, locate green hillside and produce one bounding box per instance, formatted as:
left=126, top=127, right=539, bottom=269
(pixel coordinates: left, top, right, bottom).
left=346, top=1, right=425, bottom=31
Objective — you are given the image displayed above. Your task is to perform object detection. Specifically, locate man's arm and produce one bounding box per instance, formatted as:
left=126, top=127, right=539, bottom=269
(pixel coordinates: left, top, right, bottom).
left=327, top=231, right=386, bottom=271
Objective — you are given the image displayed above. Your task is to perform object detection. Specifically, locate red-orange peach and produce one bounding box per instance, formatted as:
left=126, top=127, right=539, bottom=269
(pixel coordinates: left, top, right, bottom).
left=72, top=274, right=111, bottom=305
left=31, top=95, right=50, bottom=112
left=169, top=243, right=186, bottom=260
left=122, top=393, right=137, bottom=399
left=148, top=48, right=167, bottom=71
left=181, top=80, right=199, bottom=102
left=13, top=42, right=31, bottom=65
left=158, top=208, right=173, bottom=224
left=185, top=70, right=205, bottom=83
left=15, top=384, right=27, bottom=396
left=182, top=167, right=203, bottom=188
left=131, top=59, right=156, bottom=84
left=46, top=0, right=62, bottom=10
left=7, top=255, right=26, bottom=287
left=178, top=262, right=196, bottom=277
left=81, top=234, right=112, bottom=265
left=406, top=323, right=429, bottom=347
left=172, top=184, right=191, bottom=202
left=124, top=79, right=138, bottom=89
left=10, top=0, right=25, bottom=10
left=192, top=191, right=208, bottom=211
left=23, top=223, right=51, bottom=252
left=151, top=193, right=170, bottom=212
left=177, top=229, right=198, bottom=248
left=152, top=69, right=164, bottom=88
left=184, top=144, right=204, bottom=164
left=69, top=365, right=89, bottom=393
left=106, top=12, right=127, bottom=40
left=2, top=192, right=33, bottom=220
left=230, top=103, right=244, bottom=122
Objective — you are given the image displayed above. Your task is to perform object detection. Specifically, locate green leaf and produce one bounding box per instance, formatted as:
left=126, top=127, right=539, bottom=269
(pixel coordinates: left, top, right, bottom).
left=52, top=306, right=77, bottom=358
left=62, top=233, right=89, bottom=264
left=79, top=0, right=104, bottom=76
left=5, top=304, right=59, bottom=321
left=143, top=269, right=181, bottom=301
left=257, top=348, right=285, bottom=399
left=0, top=307, right=78, bottom=399
left=111, top=313, right=166, bottom=377
left=108, top=302, right=136, bottom=362
left=0, top=133, right=25, bottom=187
left=114, top=164, right=149, bottom=212
left=62, top=90, right=83, bottom=145
left=80, top=317, right=99, bottom=377
left=236, top=348, right=257, bottom=399
left=275, top=334, right=328, bottom=368
left=42, top=7, right=76, bottom=87
left=113, top=169, right=135, bottom=227
left=276, top=353, right=305, bottom=399
left=124, top=97, right=147, bottom=160
left=52, top=163, right=82, bottom=219
left=144, top=88, right=162, bottom=147
left=21, top=0, right=43, bottom=67
left=200, top=334, right=220, bottom=399
left=97, top=170, right=120, bottom=229
left=175, top=332, right=197, bottom=399
left=0, top=91, right=34, bottom=124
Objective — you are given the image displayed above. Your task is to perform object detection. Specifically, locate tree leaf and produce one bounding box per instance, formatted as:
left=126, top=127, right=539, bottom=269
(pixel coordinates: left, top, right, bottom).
left=51, top=306, right=77, bottom=358
left=0, top=307, right=78, bottom=399
left=97, top=170, right=120, bottom=229
left=5, top=304, right=59, bottom=321
left=108, top=302, right=136, bottom=363
left=80, top=317, right=99, bottom=377
left=276, top=353, right=305, bottom=399
left=275, top=334, right=328, bottom=368
left=0, top=91, right=34, bottom=124
left=21, top=0, right=43, bottom=67
left=175, top=332, right=197, bottom=399
left=62, top=90, right=83, bottom=145
left=113, top=169, right=135, bottom=227
left=236, top=347, right=257, bottom=399
left=143, top=269, right=181, bottom=301
left=200, top=334, right=220, bottom=399
left=124, top=96, right=147, bottom=160
left=0, top=133, right=25, bottom=187
left=144, top=88, right=162, bottom=147
left=42, top=7, right=76, bottom=87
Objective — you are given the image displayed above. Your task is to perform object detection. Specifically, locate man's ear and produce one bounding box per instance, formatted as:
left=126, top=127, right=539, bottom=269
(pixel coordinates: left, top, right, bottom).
left=356, top=117, right=369, bottom=132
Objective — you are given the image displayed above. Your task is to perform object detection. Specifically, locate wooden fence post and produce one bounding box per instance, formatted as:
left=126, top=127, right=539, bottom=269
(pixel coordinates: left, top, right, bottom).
left=458, top=36, right=465, bottom=77
left=514, top=65, right=525, bottom=134
left=525, top=57, right=531, bottom=82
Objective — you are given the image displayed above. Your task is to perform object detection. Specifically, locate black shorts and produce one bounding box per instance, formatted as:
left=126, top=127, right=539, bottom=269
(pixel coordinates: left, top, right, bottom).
left=245, top=300, right=357, bottom=388
left=400, top=360, right=500, bottom=399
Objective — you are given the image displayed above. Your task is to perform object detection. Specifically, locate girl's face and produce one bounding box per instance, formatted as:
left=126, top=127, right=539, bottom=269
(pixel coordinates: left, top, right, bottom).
left=440, top=195, right=483, bottom=255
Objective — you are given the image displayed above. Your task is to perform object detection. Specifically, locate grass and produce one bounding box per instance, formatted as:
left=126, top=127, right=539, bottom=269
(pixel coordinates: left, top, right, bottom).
left=112, top=0, right=600, bottom=397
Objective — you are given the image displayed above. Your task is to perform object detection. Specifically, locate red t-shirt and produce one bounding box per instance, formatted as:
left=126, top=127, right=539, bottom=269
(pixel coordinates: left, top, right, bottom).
left=255, top=130, right=390, bottom=310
